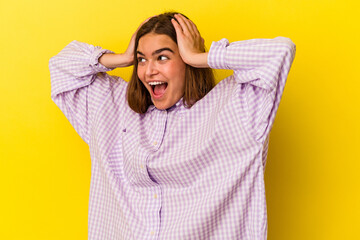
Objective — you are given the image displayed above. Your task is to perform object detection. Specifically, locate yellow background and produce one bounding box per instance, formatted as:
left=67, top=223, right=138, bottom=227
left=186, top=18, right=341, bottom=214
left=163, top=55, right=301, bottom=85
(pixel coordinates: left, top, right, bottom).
left=1, top=0, right=359, bottom=239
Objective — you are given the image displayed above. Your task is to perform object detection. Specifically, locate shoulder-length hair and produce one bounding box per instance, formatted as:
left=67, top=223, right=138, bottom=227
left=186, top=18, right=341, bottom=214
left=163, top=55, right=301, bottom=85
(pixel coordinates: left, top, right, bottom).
left=127, top=12, right=215, bottom=114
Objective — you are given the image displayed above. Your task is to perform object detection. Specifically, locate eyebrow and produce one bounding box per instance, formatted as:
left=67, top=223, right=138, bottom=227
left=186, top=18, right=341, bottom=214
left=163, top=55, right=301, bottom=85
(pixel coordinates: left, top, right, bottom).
left=137, top=47, right=174, bottom=56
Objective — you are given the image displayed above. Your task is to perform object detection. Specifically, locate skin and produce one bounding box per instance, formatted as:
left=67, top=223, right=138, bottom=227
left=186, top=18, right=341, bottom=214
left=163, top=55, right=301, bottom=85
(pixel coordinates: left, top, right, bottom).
left=137, top=33, right=186, bottom=110
left=171, top=14, right=209, bottom=68
left=99, top=14, right=209, bottom=109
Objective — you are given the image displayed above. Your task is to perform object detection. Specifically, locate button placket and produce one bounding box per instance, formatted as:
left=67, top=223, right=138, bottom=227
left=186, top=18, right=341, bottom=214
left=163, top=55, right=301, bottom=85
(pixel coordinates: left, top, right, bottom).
left=146, top=186, right=161, bottom=239
left=151, top=110, right=167, bottom=151
left=145, top=110, right=167, bottom=239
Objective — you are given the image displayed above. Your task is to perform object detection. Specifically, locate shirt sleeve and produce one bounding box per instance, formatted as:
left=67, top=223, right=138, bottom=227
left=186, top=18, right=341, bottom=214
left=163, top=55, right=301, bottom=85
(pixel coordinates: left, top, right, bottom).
left=208, top=37, right=296, bottom=142
left=49, top=40, right=126, bottom=144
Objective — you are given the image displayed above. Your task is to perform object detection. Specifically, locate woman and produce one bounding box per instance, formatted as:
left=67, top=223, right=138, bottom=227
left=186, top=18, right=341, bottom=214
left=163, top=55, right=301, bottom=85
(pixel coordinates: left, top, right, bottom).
left=50, top=12, right=295, bottom=240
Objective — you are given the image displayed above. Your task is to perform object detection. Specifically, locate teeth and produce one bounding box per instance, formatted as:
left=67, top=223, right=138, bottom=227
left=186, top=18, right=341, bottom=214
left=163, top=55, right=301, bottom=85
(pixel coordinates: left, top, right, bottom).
left=148, top=81, right=165, bottom=86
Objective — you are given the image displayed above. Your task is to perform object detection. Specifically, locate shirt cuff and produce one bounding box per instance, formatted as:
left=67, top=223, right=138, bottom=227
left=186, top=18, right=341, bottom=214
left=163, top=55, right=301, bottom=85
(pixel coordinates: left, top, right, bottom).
left=90, top=46, right=115, bottom=72
left=208, top=38, right=230, bottom=70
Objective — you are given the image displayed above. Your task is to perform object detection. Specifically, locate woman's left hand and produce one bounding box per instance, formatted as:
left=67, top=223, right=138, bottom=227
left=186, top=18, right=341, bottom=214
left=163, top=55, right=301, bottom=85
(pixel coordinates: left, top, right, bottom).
left=171, top=14, right=209, bottom=68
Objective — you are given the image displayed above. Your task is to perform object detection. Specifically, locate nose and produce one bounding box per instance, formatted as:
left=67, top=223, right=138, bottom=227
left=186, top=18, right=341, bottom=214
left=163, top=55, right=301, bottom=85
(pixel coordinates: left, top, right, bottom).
left=145, top=60, right=158, bottom=77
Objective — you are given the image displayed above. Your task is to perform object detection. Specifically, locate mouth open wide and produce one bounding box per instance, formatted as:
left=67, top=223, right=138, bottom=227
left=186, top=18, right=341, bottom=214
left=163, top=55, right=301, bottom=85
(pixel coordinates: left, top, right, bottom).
left=149, top=82, right=168, bottom=98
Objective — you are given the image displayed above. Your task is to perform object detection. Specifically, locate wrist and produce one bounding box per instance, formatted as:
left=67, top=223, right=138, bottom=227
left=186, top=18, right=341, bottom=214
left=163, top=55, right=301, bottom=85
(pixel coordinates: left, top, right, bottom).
left=185, top=52, right=209, bottom=68
left=99, top=53, right=134, bottom=68
left=116, top=53, right=134, bottom=68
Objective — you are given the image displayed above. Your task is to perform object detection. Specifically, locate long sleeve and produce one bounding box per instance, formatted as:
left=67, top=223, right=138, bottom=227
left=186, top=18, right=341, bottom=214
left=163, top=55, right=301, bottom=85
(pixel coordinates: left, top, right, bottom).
left=208, top=37, right=296, bottom=142
left=49, top=40, right=127, bottom=144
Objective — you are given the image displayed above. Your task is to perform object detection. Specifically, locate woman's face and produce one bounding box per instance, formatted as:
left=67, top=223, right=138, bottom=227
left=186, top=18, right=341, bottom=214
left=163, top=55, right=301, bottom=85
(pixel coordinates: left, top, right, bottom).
left=137, top=33, right=186, bottom=110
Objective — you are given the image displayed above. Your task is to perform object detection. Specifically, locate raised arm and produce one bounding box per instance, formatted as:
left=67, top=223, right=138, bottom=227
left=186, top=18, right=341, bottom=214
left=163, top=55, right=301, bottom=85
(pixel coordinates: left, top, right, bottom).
left=171, top=13, right=295, bottom=91
left=208, top=37, right=295, bottom=91
left=209, top=37, right=296, bottom=142
left=172, top=14, right=296, bottom=142
left=49, top=40, right=127, bottom=144
left=49, top=17, right=153, bottom=144
left=49, top=40, right=117, bottom=97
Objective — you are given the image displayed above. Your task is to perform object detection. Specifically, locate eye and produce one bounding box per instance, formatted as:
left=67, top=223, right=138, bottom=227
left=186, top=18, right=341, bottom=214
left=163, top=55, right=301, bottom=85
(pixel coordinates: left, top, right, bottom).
left=137, top=57, right=146, bottom=63
left=158, top=55, right=169, bottom=61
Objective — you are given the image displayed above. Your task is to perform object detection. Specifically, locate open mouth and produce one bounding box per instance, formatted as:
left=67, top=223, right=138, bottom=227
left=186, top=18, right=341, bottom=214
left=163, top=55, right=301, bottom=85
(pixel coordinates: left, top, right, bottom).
left=149, top=81, right=168, bottom=98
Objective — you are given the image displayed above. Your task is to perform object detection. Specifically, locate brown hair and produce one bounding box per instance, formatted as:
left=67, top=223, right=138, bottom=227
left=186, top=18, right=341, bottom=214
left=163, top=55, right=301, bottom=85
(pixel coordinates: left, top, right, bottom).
left=127, top=12, right=215, bottom=114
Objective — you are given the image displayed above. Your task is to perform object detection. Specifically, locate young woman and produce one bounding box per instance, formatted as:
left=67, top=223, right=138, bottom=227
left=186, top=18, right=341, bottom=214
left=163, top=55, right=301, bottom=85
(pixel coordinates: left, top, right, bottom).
left=50, top=12, right=295, bottom=240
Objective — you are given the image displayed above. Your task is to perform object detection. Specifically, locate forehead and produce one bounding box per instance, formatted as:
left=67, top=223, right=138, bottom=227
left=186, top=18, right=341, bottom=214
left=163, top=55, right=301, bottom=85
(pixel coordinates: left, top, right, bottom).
left=137, top=33, right=177, bottom=53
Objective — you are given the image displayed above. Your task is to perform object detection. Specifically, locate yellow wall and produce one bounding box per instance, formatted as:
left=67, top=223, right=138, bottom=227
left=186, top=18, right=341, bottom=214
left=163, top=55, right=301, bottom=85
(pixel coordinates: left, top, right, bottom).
left=1, top=0, right=359, bottom=239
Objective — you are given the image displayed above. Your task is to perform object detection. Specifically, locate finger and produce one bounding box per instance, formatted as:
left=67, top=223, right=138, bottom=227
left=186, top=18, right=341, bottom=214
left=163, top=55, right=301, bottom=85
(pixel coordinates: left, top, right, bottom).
left=201, top=37, right=205, bottom=52
left=174, top=14, right=193, bottom=35
left=183, top=17, right=203, bottom=50
left=182, top=15, right=200, bottom=39
left=182, top=15, right=196, bottom=36
left=171, top=17, right=184, bottom=37
left=188, top=19, right=200, bottom=36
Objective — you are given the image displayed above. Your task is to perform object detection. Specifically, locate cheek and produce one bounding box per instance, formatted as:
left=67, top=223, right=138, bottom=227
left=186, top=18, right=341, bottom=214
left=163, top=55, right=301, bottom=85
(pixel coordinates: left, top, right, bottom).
left=166, top=62, right=186, bottom=79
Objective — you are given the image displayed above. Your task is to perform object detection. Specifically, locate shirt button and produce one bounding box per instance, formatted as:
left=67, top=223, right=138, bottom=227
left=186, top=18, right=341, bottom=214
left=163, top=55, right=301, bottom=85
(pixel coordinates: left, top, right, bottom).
left=154, top=194, right=157, bottom=199
left=153, top=141, right=157, bottom=146
left=150, top=231, right=155, bottom=235
left=140, top=164, right=144, bottom=169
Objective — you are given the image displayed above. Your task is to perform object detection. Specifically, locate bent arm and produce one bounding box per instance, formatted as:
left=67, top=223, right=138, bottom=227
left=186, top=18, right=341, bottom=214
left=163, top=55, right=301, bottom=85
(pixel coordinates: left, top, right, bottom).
left=208, top=37, right=296, bottom=91
left=49, top=40, right=116, bottom=98
left=49, top=40, right=127, bottom=144
left=208, top=37, right=296, bottom=142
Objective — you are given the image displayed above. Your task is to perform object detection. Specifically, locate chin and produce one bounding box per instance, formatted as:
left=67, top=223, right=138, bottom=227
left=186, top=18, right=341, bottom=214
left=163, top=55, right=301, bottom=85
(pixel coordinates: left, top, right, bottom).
left=153, top=102, right=170, bottom=110
left=152, top=99, right=175, bottom=110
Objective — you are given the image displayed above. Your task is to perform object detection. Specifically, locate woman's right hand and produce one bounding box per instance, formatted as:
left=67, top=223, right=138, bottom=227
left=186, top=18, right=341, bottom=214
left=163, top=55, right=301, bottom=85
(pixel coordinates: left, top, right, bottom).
left=99, top=17, right=152, bottom=68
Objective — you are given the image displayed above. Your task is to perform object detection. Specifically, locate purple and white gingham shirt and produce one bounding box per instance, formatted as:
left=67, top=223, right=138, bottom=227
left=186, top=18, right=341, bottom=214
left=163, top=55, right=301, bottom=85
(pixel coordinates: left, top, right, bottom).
left=49, top=37, right=295, bottom=240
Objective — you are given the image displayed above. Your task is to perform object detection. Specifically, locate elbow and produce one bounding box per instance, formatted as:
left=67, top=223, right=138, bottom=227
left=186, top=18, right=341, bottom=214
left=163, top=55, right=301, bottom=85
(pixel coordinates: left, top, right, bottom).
left=273, top=37, right=296, bottom=61
left=48, top=55, right=59, bottom=73
left=285, top=38, right=296, bottom=56
left=49, top=57, right=62, bottom=101
left=274, top=36, right=295, bottom=49
left=274, top=36, right=294, bottom=45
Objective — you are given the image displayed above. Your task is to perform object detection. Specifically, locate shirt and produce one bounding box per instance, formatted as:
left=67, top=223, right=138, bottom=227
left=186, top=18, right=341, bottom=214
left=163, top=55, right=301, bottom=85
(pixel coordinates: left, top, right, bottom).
left=49, top=37, right=296, bottom=240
